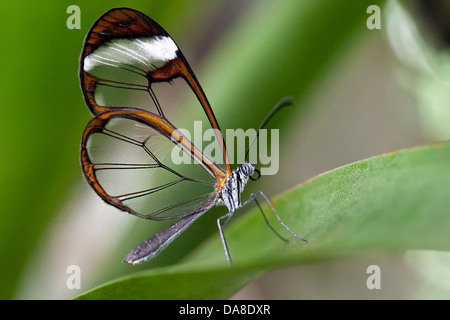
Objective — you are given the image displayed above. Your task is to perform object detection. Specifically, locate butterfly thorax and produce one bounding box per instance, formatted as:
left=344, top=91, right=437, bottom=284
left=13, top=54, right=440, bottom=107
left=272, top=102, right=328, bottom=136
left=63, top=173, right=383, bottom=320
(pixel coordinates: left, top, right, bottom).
left=217, top=162, right=255, bottom=213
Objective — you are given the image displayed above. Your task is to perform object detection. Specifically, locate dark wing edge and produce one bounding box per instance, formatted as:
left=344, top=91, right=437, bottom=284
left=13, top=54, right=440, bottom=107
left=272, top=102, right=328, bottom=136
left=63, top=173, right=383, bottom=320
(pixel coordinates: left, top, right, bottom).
left=80, top=108, right=226, bottom=220
left=79, top=7, right=232, bottom=175
left=79, top=7, right=168, bottom=116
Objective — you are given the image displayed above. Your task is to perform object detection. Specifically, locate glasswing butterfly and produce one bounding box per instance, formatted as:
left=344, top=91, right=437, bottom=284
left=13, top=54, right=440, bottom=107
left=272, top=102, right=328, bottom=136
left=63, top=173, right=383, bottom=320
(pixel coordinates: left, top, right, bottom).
left=79, top=7, right=305, bottom=265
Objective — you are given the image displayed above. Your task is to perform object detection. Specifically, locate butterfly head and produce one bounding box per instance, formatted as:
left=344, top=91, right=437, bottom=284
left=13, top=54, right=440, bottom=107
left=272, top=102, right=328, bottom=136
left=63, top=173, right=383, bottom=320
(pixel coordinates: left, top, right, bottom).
left=240, top=162, right=260, bottom=182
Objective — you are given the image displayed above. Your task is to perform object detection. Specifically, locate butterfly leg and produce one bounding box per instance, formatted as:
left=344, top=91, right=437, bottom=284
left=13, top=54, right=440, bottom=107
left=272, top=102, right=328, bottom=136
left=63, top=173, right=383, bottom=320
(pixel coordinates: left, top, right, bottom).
left=241, top=192, right=287, bottom=242
left=243, top=191, right=307, bottom=243
left=217, top=211, right=234, bottom=265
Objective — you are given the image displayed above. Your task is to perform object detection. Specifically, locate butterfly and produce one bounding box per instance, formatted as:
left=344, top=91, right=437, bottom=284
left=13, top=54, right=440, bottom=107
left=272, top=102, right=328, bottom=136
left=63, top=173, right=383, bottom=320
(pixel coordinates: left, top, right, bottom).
left=79, top=7, right=305, bottom=265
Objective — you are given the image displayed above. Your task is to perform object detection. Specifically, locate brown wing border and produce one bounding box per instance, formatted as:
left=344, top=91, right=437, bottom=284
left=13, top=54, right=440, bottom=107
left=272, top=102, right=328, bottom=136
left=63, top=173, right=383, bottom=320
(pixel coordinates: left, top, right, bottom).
left=79, top=7, right=232, bottom=175
left=80, top=108, right=227, bottom=220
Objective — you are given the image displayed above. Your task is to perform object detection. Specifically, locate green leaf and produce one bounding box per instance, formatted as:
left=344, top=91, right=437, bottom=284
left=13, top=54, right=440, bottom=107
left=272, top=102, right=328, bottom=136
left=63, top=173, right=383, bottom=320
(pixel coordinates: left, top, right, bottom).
left=75, top=142, right=450, bottom=299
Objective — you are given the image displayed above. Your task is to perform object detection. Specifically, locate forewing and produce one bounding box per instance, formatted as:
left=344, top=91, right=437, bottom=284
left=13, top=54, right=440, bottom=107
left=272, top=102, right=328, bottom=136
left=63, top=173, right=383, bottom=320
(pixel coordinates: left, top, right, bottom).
left=80, top=8, right=171, bottom=115
left=79, top=7, right=231, bottom=174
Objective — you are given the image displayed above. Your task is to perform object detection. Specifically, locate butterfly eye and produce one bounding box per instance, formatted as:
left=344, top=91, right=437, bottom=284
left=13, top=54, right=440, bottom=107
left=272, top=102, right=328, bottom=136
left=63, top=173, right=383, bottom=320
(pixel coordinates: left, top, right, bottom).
left=249, top=167, right=261, bottom=181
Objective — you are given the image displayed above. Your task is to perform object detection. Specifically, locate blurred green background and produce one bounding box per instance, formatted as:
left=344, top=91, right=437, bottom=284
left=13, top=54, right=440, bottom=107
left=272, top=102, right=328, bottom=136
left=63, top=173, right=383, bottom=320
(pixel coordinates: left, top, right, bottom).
left=1, top=0, right=449, bottom=299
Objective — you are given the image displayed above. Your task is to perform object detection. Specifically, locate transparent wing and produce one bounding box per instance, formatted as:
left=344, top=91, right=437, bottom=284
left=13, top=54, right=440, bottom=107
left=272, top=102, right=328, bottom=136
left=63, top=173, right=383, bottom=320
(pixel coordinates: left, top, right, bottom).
left=79, top=7, right=231, bottom=175
left=81, top=109, right=222, bottom=220
left=79, top=7, right=172, bottom=116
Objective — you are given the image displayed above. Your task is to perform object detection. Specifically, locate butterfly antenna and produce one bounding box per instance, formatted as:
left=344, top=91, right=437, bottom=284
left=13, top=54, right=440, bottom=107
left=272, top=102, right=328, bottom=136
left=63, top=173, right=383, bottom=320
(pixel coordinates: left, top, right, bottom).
left=245, top=96, right=293, bottom=161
